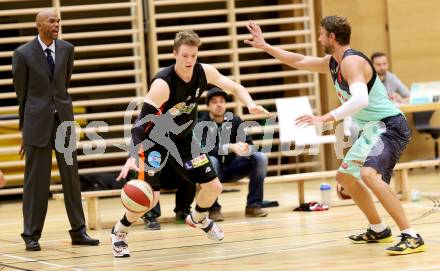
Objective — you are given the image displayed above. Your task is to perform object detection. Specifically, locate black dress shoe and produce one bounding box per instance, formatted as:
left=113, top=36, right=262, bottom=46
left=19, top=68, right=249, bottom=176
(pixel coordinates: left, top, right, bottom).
left=25, top=239, right=41, bottom=251
left=71, top=232, right=100, bottom=246
left=261, top=200, right=279, bottom=208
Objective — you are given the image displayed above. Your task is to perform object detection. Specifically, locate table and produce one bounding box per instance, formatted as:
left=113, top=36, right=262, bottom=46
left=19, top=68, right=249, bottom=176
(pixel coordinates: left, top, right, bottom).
left=399, top=102, right=440, bottom=113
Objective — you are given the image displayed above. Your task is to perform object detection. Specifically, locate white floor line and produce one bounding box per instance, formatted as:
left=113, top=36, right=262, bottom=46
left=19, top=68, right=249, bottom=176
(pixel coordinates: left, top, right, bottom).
left=1, top=253, right=69, bottom=269
left=0, top=209, right=360, bottom=249
left=401, top=265, right=440, bottom=271
left=403, top=203, right=440, bottom=210
left=122, top=208, right=360, bottom=235
left=73, top=238, right=342, bottom=268
left=0, top=237, right=79, bottom=248
left=1, top=206, right=436, bottom=269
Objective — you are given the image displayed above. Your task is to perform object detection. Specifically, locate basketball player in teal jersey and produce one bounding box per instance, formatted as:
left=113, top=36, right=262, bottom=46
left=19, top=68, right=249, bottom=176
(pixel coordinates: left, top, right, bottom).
left=245, top=16, right=426, bottom=255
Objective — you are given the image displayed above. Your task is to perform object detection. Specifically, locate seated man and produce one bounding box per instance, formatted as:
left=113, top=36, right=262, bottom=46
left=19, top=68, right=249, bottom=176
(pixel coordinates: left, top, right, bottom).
left=198, top=87, right=271, bottom=221
left=142, top=162, right=196, bottom=230
left=371, top=52, right=410, bottom=104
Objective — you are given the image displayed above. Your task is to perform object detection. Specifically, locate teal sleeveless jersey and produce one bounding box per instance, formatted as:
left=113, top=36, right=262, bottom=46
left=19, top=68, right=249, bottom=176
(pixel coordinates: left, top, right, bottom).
left=329, top=49, right=402, bottom=128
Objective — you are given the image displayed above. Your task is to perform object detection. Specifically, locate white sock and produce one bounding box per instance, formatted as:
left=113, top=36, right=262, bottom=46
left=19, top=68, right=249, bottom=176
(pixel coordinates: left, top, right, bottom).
left=192, top=210, right=208, bottom=223
left=370, top=223, right=387, bottom=233
left=114, top=221, right=129, bottom=233
left=401, top=228, right=418, bottom=238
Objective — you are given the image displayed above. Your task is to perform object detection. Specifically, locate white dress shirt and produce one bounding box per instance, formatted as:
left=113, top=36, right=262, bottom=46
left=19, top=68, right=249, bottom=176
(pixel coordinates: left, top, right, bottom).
left=38, top=35, right=57, bottom=113
left=37, top=35, right=55, bottom=61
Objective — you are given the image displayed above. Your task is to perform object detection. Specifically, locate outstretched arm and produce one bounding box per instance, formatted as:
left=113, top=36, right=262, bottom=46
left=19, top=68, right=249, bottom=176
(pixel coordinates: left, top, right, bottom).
left=245, top=20, right=330, bottom=74
left=295, top=56, right=370, bottom=126
left=202, top=63, right=270, bottom=116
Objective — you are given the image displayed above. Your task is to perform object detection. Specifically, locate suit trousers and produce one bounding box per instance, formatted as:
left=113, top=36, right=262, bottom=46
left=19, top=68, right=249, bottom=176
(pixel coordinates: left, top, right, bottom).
left=22, top=114, right=86, bottom=240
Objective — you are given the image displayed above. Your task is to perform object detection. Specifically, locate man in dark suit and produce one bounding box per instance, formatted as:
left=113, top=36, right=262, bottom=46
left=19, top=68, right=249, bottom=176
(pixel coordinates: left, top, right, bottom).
left=12, top=9, right=99, bottom=251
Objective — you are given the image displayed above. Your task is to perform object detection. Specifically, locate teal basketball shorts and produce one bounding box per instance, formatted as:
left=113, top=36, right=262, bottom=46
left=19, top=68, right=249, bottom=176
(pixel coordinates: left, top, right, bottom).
left=338, top=114, right=411, bottom=183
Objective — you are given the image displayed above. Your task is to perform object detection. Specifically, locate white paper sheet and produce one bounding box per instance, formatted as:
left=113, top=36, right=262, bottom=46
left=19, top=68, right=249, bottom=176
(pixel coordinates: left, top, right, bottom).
left=275, top=97, right=336, bottom=145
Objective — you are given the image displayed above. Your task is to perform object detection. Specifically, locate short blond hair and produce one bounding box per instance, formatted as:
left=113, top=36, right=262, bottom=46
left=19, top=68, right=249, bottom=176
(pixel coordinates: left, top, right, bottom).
left=173, top=30, right=201, bottom=51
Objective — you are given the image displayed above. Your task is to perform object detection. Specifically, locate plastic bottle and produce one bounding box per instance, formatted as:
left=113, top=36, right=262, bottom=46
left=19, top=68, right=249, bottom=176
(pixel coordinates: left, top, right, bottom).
left=411, top=189, right=421, bottom=202
left=320, top=183, right=332, bottom=207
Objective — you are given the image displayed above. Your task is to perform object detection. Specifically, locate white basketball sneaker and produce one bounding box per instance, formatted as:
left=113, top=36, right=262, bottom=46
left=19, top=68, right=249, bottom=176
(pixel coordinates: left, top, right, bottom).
left=111, top=230, right=130, bottom=258
left=186, top=214, right=224, bottom=241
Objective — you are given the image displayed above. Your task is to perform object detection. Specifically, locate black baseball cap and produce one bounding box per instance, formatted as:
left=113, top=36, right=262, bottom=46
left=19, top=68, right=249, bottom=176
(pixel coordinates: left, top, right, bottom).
left=206, top=87, right=227, bottom=104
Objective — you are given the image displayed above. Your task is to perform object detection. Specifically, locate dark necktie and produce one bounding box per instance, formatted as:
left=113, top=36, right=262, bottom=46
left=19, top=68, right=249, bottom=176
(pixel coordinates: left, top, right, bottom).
left=45, top=48, right=55, bottom=76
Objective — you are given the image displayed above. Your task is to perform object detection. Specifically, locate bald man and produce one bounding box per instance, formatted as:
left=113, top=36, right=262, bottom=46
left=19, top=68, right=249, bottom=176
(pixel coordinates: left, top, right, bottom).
left=12, top=9, right=99, bottom=251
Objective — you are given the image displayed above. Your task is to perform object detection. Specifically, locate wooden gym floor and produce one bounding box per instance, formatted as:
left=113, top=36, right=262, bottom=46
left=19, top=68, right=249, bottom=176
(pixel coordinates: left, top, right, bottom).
left=0, top=168, right=439, bottom=271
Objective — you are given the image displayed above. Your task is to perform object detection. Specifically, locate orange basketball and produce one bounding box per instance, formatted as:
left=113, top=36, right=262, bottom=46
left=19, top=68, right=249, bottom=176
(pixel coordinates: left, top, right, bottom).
left=336, top=183, right=352, bottom=200
left=121, top=179, right=154, bottom=213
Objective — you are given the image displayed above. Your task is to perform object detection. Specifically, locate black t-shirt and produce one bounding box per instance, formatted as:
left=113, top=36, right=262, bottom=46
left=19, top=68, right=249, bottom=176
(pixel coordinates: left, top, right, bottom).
left=151, top=63, right=208, bottom=141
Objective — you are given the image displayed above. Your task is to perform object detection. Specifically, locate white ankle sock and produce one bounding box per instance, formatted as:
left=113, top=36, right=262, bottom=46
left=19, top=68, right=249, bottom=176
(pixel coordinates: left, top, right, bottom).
left=370, top=223, right=387, bottom=233
left=192, top=210, right=208, bottom=223
left=114, top=221, right=129, bottom=233
left=401, top=228, right=418, bottom=238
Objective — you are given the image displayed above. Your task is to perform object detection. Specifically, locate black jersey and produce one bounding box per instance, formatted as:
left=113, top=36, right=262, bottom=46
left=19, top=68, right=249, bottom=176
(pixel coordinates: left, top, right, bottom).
left=152, top=62, right=208, bottom=141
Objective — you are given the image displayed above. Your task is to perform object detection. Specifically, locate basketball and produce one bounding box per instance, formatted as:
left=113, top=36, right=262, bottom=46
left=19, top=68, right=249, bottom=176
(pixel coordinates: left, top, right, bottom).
left=121, top=179, right=154, bottom=213
left=336, top=183, right=352, bottom=200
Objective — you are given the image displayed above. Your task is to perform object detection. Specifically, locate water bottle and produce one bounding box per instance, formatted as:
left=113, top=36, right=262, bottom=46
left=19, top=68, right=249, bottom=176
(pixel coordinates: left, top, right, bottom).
left=320, top=183, right=332, bottom=207
left=411, top=189, right=421, bottom=202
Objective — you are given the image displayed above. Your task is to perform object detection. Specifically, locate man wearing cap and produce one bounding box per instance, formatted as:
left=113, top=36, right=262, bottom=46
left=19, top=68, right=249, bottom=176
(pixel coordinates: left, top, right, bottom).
left=198, top=87, right=271, bottom=221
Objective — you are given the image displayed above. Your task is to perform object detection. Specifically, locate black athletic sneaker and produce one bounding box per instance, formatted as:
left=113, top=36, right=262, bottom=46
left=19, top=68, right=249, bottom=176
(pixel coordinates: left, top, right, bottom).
left=349, top=226, right=393, bottom=244
left=143, top=213, right=161, bottom=230
left=385, top=233, right=426, bottom=255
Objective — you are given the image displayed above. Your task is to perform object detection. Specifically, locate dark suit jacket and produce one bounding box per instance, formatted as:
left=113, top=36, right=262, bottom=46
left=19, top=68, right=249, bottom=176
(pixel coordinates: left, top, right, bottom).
left=12, top=37, right=75, bottom=147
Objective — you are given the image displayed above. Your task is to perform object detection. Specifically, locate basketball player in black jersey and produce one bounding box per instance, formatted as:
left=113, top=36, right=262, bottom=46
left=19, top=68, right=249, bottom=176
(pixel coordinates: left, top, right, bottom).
left=110, top=30, right=270, bottom=257
left=245, top=16, right=425, bottom=255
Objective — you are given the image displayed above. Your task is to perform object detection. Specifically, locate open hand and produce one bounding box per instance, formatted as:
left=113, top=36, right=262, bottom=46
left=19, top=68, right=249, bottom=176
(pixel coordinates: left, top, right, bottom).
left=244, top=21, right=267, bottom=49
left=116, top=157, right=140, bottom=181
left=295, top=114, right=323, bottom=127
left=230, top=142, right=250, bottom=156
